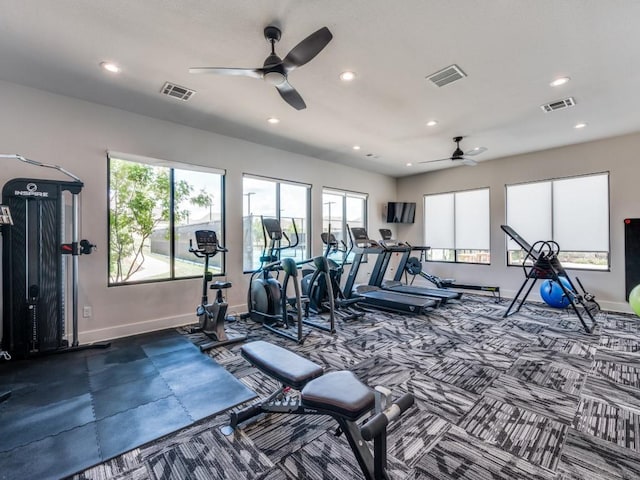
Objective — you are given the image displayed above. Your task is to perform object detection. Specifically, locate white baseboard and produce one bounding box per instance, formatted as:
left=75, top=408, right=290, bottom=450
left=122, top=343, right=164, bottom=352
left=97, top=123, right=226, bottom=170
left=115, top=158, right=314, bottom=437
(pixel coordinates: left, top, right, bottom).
left=78, top=312, right=194, bottom=344
left=76, top=296, right=635, bottom=345
left=77, top=303, right=249, bottom=344
left=499, top=288, right=633, bottom=315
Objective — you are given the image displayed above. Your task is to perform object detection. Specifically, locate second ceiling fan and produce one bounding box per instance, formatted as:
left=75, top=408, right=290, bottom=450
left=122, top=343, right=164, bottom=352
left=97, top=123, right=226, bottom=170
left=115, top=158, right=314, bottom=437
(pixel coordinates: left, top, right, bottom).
left=189, top=25, right=333, bottom=110
left=420, top=136, right=487, bottom=166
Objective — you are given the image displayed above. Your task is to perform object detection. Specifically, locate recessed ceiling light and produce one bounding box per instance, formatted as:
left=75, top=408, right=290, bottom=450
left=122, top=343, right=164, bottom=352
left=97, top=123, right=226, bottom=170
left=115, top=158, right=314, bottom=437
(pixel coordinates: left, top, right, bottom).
left=267, top=117, right=280, bottom=124
left=550, top=76, right=570, bottom=87
left=574, top=122, right=587, bottom=129
left=340, top=71, right=356, bottom=82
left=426, top=120, right=438, bottom=127
left=406, top=163, right=413, bottom=167
left=100, top=61, right=121, bottom=73
left=352, top=145, right=361, bottom=150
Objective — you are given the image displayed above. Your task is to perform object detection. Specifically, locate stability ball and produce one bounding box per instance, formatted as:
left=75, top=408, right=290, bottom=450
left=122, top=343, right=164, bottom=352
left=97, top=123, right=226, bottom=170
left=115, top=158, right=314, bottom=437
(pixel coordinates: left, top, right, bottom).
left=540, top=277, right=573, bottom=308
left=629, top=284, right=640, bottom=317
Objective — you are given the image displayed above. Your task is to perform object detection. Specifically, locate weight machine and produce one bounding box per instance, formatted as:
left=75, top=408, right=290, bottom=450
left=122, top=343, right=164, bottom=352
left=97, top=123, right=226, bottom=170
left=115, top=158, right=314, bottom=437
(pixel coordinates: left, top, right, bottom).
left=0, top=204, right=13, bottom=403
left=1, top=153, right=110, bottom=357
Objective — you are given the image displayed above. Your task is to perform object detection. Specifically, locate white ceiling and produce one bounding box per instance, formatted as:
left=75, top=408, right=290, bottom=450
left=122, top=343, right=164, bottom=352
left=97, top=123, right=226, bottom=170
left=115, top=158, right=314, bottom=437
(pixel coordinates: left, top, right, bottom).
left=1, top=0, right=638, bottom=177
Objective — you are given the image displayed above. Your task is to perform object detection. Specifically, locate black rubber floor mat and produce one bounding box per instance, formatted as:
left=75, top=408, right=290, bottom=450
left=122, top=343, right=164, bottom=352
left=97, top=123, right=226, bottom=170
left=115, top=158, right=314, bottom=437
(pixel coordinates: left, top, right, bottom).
left=0, top=329, right=255, bottom=480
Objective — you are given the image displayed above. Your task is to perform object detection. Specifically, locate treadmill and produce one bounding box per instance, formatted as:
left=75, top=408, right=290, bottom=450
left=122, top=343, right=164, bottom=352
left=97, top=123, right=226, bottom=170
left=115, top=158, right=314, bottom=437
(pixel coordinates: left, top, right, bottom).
left=373, top=229, right=462, bottom=303
left=343, top=227, right=438, bottom=314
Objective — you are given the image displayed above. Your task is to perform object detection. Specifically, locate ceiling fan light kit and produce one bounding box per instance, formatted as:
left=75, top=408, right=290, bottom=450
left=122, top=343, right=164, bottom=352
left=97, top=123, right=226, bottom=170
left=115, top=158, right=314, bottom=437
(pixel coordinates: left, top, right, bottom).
left=189, top=25, right=333, bottom=110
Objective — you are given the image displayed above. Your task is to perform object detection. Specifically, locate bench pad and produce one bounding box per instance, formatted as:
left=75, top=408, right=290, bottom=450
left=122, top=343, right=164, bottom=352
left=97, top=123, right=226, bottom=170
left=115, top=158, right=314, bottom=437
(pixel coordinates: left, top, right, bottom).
left=302, top=371, right=375, bottom=421
left=241, top=341, right=324, bottom=390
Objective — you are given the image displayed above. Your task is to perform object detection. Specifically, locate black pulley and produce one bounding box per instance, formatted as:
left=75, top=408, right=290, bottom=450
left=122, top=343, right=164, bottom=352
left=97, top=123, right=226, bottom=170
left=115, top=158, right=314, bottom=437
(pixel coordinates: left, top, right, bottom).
left=405, top=257, right=422, bottom=275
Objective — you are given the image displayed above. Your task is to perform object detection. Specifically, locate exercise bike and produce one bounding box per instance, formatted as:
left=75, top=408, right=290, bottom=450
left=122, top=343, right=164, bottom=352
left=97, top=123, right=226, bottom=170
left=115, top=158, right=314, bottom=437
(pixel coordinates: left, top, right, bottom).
left=243, top=217, right=308, bottom=344
left=189, top=230, right=247, bottom=352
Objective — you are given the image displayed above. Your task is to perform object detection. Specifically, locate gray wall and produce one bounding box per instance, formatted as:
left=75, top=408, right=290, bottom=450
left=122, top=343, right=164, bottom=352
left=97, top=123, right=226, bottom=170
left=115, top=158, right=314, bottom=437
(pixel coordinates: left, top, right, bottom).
left=1, top=78, right=638, bottom=345
left=396, top=132, right=640, bottom=312
left=0, top=80, right=396, bottom=343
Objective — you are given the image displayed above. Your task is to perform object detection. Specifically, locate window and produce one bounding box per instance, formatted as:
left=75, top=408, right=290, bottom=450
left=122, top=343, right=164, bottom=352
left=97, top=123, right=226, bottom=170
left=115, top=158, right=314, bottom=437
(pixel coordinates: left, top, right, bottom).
left=506, top=172, right=609, bottom=270
left=423, top=188, right=490, bottom=264
left=322, top=189, right=367, bottom=262
left=243, top=175, right=310, bottom=272
left=108, top=153, right=224, bottom=285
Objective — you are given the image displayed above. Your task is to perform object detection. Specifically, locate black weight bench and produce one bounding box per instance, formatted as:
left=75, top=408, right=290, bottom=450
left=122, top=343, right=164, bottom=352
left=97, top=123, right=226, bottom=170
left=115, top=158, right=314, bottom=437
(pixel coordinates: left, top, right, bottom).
left=222, top=341, right=414, bottom=480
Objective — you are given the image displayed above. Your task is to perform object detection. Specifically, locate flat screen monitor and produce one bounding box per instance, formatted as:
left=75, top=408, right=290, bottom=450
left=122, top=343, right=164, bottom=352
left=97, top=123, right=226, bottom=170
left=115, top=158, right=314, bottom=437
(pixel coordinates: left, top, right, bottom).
left=386, top=202, right=416, bottom=223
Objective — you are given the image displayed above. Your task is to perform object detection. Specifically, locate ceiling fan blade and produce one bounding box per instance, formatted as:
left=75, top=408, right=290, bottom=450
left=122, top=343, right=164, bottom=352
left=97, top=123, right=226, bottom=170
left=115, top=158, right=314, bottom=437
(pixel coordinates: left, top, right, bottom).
left=419, top=157, right=453, bottom=164
left=188, top=67, right=264, bottom=79
left=464, top=146, right=487, bottom=156
left=282, top=27, right=333, bottom=72
left=462, top=158, right=478, bottom=166
left=275, top=80, right=306, bottom=110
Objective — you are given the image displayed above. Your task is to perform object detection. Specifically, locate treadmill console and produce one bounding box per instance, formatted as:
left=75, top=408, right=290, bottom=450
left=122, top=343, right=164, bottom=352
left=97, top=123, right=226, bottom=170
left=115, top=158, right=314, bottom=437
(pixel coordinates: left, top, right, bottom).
left=350, top=227, right=381, bottom=250
left=379, top=229, right=392, bottom=241
left=350, top=227, right=369, bottom=242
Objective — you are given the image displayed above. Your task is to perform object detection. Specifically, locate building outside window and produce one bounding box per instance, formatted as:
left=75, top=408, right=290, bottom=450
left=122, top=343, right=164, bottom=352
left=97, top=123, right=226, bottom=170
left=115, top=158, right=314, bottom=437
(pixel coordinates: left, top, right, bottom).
left=243, top=175, right=310, bottom=272
left=108, top=153, right=224, bottom=285
left=322, top=188, right=367, bottom=263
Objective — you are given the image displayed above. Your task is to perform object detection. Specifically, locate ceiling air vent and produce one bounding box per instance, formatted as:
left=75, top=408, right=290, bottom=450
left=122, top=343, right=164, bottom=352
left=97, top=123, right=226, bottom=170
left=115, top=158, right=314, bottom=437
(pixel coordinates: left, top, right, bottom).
left=426, top=64, right=467, bottom=87
left=541, top=97, right=576, bottom=112
left=161, top=82, right=195, bottom=101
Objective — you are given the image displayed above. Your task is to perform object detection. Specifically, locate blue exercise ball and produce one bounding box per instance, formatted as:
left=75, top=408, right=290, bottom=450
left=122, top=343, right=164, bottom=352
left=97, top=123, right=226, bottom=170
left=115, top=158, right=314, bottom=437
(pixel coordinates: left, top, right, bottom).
left=540, top=277, right=574, bottom=308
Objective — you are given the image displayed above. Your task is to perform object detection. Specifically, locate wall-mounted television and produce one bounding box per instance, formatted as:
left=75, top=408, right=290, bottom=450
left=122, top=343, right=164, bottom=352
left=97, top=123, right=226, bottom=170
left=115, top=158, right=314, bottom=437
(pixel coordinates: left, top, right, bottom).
left=386, top=202, right=416, bottom=223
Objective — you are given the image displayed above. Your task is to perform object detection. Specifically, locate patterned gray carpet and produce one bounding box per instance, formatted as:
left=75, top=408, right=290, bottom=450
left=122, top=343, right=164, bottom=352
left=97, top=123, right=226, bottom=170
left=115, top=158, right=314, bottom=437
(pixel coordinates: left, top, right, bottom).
left=71, top=295, right=640, bottom=480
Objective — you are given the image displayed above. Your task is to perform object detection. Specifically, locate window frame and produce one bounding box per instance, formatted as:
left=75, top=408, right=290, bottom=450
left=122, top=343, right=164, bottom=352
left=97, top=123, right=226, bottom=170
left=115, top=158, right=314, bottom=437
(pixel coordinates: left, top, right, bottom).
left=505, top=172, right=610, bottom=271
left=107, top=152, right=226, bottom=286
left=423, top=187, right=491, bottom=265
left=242, top=174, right=311, bottom=273
left=322, top=187, right=368, bottom=263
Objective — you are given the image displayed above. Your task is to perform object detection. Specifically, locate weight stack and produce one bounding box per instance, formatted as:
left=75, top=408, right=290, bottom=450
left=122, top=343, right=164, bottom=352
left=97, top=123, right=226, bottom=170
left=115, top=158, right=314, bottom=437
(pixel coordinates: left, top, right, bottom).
left=2, top=178, right=81, bottom=357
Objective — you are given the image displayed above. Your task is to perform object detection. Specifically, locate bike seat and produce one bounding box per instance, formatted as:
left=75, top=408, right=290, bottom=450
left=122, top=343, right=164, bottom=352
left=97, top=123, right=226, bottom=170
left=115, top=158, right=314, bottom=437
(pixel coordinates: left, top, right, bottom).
left=210, top=281, right=232, bottom=290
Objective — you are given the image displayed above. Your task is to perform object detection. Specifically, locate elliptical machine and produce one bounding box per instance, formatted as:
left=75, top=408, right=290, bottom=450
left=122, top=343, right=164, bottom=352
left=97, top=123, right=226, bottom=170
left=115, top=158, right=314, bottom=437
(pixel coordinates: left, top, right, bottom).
left=189, top=230, right=247, bottom=352
left=301, top=229, right=365, bottom=322
left=243, top=217, right=308, bottom=343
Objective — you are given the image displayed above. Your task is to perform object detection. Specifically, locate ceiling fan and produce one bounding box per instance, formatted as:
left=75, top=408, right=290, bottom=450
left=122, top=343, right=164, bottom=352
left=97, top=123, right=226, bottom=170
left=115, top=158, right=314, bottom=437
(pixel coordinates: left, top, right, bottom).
left=189, top=25, right=333, bottom=110
left=420, top=136, right=487, bottom=166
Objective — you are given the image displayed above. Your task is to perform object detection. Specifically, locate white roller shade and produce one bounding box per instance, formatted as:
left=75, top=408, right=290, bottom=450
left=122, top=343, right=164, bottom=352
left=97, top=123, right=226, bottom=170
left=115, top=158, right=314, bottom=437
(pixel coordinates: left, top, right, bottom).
left=506, top=182, right=552, bottom=250
left=424, top=193, right=454, bottom=248
left=455, top=189, right=490, bottom=250
left=553, top=173, right=609, bottom=251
